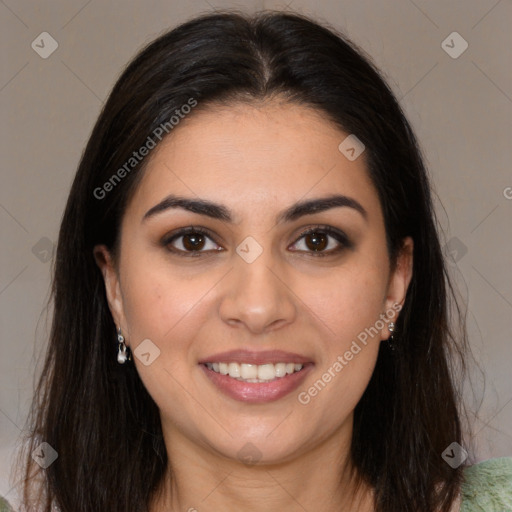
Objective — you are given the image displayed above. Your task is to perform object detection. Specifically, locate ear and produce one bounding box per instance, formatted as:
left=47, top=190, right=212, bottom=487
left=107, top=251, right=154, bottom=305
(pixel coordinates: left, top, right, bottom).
left=93, top=244, right=129, bottom=344
left=380, top=236, right=413, bottom=339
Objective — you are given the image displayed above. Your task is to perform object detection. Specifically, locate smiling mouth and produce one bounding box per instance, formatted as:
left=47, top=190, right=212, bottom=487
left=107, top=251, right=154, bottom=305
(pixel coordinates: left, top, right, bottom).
left=203, top=362, right=305, bottom=383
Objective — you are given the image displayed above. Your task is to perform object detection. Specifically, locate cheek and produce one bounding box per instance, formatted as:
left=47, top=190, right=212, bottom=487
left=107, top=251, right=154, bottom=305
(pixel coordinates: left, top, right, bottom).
left=300, top=257, right=388, bottom=347
left=119, top=257, right=224, bottom=389
left=121, top=254, right=208, bottom=343
left=119, top=263, right=209, bottom=416
left=293, top=253, right=387, bottom=419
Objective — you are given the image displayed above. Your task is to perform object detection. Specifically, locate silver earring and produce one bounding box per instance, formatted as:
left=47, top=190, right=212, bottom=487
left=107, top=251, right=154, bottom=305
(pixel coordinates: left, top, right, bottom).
left=387, top=322, right=396, bottom=351
left=117, top=327, right=131, bottom=364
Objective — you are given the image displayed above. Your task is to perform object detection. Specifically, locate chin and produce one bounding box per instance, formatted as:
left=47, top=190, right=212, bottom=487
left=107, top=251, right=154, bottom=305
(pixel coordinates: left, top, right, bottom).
left=206, top=432, right=305, bottom=466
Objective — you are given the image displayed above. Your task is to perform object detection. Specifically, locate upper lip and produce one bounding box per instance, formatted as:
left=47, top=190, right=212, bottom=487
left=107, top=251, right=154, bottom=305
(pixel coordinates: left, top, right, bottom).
left=198, top=349, right=313, bottom=365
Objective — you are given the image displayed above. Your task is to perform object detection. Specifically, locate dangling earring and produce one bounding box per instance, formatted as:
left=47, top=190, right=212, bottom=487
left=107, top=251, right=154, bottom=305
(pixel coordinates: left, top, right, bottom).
left=387, top=322, right=396, bottom=351
left=117, top=327, right=131, bottom=364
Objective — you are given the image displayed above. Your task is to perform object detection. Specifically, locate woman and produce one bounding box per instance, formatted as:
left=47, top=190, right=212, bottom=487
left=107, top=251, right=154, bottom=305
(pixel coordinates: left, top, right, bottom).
left=10, top=9, right=512, bottom=512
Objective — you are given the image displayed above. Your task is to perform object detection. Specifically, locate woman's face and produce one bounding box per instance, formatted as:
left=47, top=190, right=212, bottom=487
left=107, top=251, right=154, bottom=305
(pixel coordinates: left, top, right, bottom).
left=95, top=100, right=413, bottom=465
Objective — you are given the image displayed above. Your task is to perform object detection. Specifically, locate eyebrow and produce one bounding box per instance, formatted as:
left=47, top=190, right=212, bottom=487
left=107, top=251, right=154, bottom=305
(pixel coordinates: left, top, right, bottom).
left=142, top=193, right=368, bottom=224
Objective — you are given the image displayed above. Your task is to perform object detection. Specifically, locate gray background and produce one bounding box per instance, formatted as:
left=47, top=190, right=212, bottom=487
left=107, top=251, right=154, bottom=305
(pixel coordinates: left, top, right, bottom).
left=1, top=0, right=511, bottom=505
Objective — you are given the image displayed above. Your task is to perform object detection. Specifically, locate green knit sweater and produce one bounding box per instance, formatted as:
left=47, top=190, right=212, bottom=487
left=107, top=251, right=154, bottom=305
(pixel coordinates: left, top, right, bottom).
left=1, top=457, right=510, bottom=511
left=460, top=457, right=512, bottom=511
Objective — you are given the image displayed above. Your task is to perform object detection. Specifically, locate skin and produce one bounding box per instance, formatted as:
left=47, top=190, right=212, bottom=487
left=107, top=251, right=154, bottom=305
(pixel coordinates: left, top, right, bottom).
left=94, top=99, right=414, bottom=512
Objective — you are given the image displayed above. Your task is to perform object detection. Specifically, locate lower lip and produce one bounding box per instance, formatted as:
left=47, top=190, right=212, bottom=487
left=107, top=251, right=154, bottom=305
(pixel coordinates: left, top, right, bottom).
left=200, top=363, right=314, bottom=403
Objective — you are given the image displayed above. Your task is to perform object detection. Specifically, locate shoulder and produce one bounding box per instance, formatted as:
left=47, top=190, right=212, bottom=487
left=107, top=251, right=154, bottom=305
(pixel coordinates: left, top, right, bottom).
left=460, top=456, right=512, bottom=512
left=0, top=496, right=14, bottom=512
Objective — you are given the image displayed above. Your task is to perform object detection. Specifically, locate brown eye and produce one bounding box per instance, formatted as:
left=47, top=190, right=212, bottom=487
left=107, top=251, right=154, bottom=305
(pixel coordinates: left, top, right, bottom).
left=304, top=231, right=329, bottom=252
left=162, top=227, right=222, bottom=256
left=290, top=226, right=352, bottom=257
left=182, top=232, right=207, bottom=251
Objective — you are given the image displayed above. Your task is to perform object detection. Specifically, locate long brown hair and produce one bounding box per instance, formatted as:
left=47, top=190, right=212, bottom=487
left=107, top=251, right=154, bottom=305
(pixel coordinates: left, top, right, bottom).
left=14, top=10, right=474, bottom=511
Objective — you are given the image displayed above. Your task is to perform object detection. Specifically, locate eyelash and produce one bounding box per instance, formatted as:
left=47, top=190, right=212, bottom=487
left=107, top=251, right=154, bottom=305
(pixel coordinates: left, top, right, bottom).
left=161, top=225, right=352, bottom=258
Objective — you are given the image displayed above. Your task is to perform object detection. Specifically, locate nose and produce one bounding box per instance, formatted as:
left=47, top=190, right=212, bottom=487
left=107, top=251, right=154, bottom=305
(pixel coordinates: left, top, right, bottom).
left=218, top=249, right=297, bottom=335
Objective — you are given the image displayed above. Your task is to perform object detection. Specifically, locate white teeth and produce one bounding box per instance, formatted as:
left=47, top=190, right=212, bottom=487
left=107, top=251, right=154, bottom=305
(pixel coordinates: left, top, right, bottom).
left=204, top=361, right=305, bottom=382
left=228, top=362, right=240, bottom=378
left=240, top=364, right=258, bottom=379
left=257, top=364, right=275, bottom=380
left=274, top=363, right=287, bottom=377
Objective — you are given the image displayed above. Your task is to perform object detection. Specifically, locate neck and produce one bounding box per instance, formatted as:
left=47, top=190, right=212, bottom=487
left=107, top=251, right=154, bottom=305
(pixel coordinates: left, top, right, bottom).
left=149, top=419, right=374, bottom=512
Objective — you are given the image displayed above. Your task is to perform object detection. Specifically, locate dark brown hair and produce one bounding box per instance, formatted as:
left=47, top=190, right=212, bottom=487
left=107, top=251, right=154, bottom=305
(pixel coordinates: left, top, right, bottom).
left=15, top=9, right=474, bottom=512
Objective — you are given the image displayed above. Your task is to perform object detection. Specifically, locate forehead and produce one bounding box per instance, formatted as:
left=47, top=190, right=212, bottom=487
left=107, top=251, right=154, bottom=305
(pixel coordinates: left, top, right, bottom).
left=124, top=100, right=379, bottom=223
